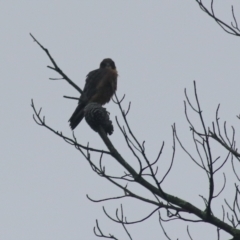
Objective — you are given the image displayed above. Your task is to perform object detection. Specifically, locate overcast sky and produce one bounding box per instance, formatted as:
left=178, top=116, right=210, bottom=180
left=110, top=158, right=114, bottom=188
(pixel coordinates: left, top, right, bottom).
left=1, top=1, right=240, bottom=239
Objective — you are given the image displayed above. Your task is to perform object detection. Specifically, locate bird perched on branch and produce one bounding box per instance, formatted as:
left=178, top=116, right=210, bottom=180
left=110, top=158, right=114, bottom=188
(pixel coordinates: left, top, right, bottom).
left=84, top=102, right=114, bottom=135
left=69, top=58, right=118, bottom=130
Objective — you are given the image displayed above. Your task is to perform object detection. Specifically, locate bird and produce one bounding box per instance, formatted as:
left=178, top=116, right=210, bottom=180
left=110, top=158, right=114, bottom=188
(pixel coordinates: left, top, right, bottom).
left=69, top=58, right=118, bottom=130
left=84, top=102, right=114, bottom=135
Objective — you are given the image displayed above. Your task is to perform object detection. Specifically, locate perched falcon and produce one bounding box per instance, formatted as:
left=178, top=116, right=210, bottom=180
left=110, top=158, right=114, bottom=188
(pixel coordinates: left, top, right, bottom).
left=69, top=58, right=118, bottom=130
left=84, top=102, right=114, bottom=135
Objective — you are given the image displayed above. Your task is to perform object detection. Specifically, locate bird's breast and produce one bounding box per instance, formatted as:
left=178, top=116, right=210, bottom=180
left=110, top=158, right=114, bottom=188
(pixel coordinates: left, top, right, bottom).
left=90, top=69, right=118, bottom=105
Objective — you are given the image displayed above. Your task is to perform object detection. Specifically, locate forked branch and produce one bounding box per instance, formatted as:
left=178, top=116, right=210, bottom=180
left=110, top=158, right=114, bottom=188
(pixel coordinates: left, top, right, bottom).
left=195, top=0, right=240, bottom=36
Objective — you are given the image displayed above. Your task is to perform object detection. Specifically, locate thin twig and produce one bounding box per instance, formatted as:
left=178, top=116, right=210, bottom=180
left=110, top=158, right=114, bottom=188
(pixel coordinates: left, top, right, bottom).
left=30, top=33, right=83, bottom=93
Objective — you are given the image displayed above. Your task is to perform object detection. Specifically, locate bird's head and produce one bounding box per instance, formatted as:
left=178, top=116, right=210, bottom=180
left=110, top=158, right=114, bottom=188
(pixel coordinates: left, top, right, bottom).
left=99, top=58, right=116, bottom=70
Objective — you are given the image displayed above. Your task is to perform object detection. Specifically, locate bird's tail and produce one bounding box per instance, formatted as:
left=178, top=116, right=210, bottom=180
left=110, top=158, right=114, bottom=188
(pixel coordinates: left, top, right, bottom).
left=69, top=103, right=85, bottom=130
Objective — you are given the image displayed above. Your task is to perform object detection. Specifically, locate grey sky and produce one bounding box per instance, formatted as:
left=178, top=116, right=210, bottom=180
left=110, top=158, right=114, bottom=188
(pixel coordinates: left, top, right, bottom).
left=1, top=1, right=240, bottom=239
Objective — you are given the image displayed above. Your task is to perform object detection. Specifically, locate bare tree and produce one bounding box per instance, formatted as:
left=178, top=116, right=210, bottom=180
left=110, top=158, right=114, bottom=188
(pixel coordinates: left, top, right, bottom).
left=195, top=0, right=240, bottom=36
left=30, top=33, right=240, bottom=240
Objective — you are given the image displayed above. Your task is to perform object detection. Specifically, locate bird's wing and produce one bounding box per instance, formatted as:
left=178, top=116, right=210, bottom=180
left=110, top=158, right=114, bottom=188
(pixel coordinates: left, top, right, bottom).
left=79, top=68, right=107, bottom=103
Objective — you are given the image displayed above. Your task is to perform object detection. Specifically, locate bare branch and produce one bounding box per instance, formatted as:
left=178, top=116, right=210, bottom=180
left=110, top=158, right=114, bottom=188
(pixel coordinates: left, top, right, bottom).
left=187, top=225, right=193, bottom=240
left=87, top=194, right=127, bottom=203
left=159, top=125, right=176, bottom=184
left=213, top=173, right=226, bottom=198
left=31, top=99, right=111, bottom=155
left=103, top=205, right=160, bottom=225
left=158, top=212, right=172, bottom=240
left=30, top=33, right=83, bottom=93
left=195, top=0, right=240, bottom=36
left=94, top=220, right=118, bottom=239
left=63, top=95, right=79, bottom=100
